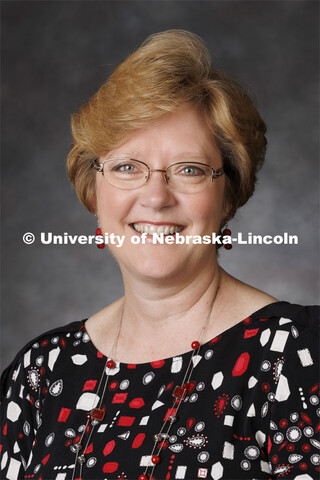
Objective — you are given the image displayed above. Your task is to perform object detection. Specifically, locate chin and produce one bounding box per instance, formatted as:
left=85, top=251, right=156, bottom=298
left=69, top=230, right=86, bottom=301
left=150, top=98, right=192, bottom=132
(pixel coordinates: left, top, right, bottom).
left=120, top=250, right=189, bottom=282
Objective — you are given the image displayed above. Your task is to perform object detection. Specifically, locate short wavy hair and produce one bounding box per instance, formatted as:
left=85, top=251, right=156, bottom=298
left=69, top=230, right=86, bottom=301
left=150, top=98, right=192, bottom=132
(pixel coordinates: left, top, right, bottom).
left=67, top=29, right=267, bottom=221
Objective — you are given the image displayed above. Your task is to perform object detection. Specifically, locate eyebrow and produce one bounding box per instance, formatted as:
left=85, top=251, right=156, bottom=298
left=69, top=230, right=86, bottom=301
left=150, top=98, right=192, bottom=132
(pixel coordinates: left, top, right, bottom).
left=170, top=153, right=211, bottom=160
left=105, top=151, right=139, bottom=159
left=107, top=151, right=212, bottom=161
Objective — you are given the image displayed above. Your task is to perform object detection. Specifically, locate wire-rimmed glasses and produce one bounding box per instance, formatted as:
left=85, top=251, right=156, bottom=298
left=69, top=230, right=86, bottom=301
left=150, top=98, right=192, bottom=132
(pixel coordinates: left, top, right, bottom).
left=93, top=158, right=224, bottom=193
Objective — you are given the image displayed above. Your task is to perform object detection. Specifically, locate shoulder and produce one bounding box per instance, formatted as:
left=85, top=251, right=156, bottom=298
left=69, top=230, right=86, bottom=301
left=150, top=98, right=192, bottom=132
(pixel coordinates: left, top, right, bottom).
left=251, top=301, right=319, bottom=334
left=220, top=270, right=318, bottom=334
left=249, top=301, right=319, bottom=346
left=1, top=319, right=85, bottom=401
left=250, top=301, right=319, bottom=369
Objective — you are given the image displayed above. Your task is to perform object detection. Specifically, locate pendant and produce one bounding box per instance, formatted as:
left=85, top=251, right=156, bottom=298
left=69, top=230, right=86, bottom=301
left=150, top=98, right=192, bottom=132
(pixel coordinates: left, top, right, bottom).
left=90, top=408, right=105, bottom=421
left=173, top=385, right=187, bottom=400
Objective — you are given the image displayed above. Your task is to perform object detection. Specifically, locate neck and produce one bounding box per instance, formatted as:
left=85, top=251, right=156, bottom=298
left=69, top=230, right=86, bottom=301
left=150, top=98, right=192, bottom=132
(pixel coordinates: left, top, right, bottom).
left=119, top=262, right=223, bottom=340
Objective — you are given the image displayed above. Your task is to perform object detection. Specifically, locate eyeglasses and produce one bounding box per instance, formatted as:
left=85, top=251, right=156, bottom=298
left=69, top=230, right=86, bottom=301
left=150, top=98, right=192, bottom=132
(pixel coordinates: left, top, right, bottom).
left=93, top=158, right=224, bottom=193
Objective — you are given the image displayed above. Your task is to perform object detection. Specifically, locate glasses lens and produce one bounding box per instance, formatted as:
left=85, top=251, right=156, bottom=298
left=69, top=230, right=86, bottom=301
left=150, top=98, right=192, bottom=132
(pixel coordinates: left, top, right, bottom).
left=102, top=159, right=149, bottom=189
left=167, top=162, right=212, bottom=192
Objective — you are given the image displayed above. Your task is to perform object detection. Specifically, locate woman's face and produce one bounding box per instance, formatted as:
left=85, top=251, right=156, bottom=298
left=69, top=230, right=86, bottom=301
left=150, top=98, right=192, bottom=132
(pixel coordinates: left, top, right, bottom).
left=95, top=106, right=227, bottom=282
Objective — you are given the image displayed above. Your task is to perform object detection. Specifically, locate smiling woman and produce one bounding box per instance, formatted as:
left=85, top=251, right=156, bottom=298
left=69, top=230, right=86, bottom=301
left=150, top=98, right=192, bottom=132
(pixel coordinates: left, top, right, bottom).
left=93, top=107, right=227, bottom=282
left=1, top=30, right=319, bottom=480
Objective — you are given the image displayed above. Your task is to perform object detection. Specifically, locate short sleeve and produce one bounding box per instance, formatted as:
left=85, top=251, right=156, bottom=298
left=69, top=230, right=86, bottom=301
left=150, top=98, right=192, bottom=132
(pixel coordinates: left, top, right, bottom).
left=1, top=350, right=39, bottom=479
left=268, top=309, right=320, bottom=478
left=0, top=320, right=82, bottom=479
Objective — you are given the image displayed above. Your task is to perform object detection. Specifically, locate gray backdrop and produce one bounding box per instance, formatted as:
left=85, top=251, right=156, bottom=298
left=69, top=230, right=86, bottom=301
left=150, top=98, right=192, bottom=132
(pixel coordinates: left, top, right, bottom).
left=1, top=1, right=319, bottom=371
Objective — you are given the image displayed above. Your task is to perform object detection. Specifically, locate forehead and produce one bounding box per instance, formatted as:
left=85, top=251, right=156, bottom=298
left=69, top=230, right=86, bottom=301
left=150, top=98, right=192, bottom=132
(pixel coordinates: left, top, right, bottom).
left=107, top=107, right=221, bottom=162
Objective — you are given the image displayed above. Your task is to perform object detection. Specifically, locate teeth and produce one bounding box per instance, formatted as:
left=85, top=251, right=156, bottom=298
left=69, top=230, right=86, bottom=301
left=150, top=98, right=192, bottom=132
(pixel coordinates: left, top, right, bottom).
left=133, top=223, right=184, bottom=236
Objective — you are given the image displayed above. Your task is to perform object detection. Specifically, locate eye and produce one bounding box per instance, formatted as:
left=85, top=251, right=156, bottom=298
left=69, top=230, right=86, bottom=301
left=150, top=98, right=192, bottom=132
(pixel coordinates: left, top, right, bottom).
left=118, top=164, right=135, bottom=172
left=112, top=161, right=140, bottom=174
left=178, top=165, right=206, bottom=176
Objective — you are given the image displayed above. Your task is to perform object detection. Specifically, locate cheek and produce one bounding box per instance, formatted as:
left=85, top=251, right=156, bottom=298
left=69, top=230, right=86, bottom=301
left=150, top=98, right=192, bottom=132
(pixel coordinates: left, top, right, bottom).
left=95, top=179, right=129, bottom=218
left=189, top=190, right=224, bottom=224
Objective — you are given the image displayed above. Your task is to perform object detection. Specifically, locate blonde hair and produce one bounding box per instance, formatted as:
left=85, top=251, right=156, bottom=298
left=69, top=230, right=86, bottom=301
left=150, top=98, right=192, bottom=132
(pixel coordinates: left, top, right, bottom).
left=67, top=30, right=266, bottom=220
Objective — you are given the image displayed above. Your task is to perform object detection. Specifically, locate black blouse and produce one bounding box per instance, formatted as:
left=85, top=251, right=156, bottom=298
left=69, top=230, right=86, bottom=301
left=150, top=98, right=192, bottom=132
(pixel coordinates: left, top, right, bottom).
left=1, top=302, right=319, bottom=480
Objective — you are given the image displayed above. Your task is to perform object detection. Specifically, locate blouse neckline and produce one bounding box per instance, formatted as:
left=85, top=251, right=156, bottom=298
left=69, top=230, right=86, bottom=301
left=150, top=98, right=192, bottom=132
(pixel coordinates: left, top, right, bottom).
left=81, top=300, right=288, bottom=368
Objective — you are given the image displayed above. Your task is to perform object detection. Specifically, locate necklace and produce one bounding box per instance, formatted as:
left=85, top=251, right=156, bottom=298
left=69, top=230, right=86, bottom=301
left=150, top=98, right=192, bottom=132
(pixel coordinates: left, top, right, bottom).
left=71, top=279, right=220, bottom=480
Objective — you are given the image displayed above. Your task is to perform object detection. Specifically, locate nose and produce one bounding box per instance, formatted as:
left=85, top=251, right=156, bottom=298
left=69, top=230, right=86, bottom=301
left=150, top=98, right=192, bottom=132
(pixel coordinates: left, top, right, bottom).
left=138, top=169, right=176, bottom=210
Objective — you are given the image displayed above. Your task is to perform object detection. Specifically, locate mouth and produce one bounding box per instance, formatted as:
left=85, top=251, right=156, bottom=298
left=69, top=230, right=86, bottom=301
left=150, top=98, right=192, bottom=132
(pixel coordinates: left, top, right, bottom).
left=130, top=223, right=185, bottom=236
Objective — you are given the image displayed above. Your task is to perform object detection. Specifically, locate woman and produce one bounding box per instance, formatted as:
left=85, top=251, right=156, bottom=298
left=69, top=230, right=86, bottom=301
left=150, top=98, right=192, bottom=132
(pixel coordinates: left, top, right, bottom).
left=1, top=30, right=319, bottom=480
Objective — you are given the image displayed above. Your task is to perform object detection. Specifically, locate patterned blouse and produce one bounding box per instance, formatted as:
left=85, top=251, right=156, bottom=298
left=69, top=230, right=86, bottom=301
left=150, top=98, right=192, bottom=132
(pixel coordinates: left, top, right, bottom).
left=1, top=301, right=319, bottom=480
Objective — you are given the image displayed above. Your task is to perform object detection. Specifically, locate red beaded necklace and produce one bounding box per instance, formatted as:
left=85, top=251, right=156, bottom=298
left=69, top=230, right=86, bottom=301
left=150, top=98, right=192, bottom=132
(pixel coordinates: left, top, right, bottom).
left=71, top=281, right=220, bottom=480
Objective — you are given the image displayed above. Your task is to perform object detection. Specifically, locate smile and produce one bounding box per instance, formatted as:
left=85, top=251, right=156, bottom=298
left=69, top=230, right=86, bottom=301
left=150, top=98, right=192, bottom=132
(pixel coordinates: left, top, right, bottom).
left=131, top=223, right=185, bottom=236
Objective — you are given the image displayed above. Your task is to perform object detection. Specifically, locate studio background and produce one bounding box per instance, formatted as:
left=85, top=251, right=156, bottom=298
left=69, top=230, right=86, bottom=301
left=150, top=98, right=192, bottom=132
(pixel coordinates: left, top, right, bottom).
left=1, top=1, right=319, bottom=371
